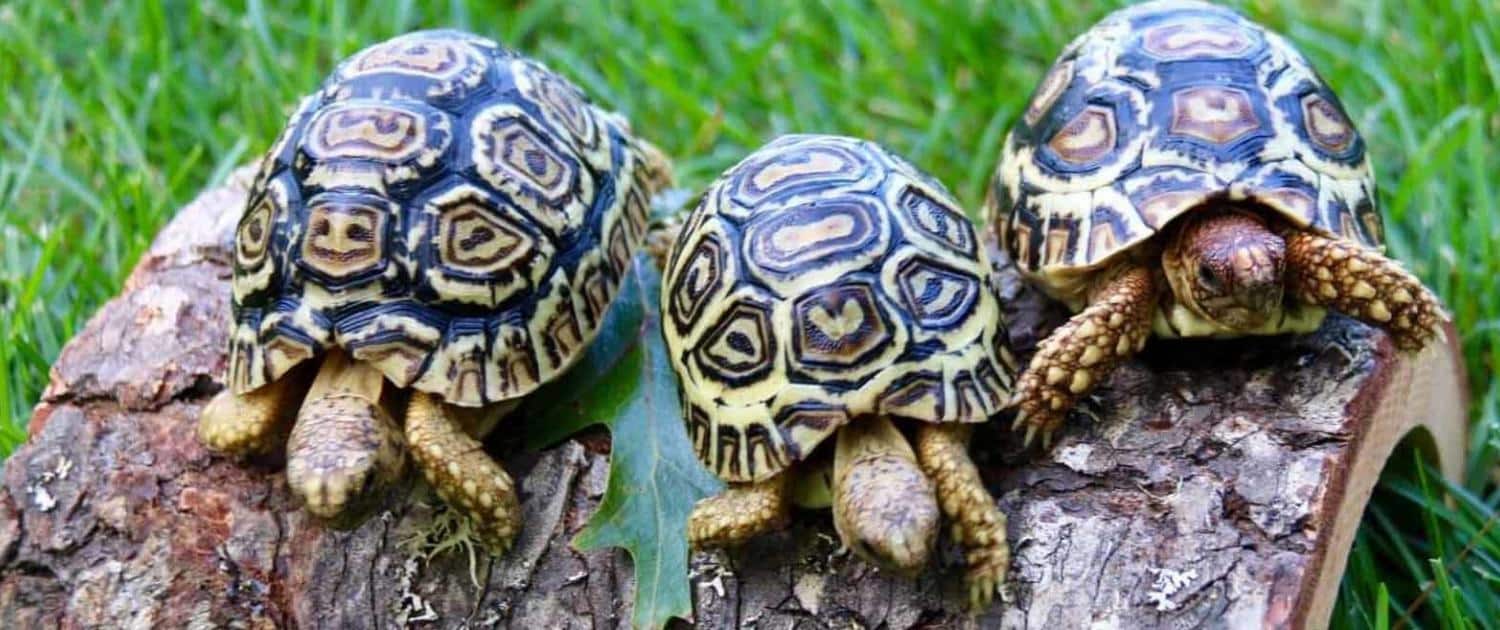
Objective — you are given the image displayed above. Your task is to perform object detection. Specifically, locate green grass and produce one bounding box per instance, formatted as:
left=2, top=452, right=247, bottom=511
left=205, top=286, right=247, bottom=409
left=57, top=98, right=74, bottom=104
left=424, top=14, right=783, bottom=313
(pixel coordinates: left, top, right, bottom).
left=0, top=0, right=1494, bottom=625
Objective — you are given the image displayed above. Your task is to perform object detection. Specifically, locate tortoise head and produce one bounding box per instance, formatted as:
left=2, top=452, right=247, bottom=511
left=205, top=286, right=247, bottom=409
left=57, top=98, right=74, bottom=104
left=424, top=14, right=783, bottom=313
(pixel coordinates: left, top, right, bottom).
left=285, top=393, right=407, bottom=528
left=831, top=445, right=940, bottom=576
left=1164, top=208, right=1287, bottom=331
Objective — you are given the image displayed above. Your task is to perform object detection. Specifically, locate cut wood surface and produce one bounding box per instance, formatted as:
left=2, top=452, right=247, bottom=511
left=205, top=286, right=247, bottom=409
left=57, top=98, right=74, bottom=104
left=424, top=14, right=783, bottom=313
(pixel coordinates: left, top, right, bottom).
left=0, top=171, right=1468, bottom=628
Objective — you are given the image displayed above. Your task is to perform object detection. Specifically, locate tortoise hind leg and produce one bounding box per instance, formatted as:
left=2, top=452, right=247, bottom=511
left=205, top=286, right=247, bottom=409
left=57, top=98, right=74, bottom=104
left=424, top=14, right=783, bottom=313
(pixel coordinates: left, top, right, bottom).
left=198, top=367, right=310, bottom=457
left=632, top=137, right=675, bottom=193
left=405, top=391, right=520, bottom=554
left=915, top=423, right=1008, bottom=610
left=1283, top=230, right=1445, bottom=351
left=1012, top=265, right=1156, bottom=448
left=688, top=475, right=790, bottom=548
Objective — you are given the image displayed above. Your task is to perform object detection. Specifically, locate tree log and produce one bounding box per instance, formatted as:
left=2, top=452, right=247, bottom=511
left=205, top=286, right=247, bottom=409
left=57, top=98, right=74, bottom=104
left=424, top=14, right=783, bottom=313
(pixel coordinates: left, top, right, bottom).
left=0, top=170, right=1468, bottom=629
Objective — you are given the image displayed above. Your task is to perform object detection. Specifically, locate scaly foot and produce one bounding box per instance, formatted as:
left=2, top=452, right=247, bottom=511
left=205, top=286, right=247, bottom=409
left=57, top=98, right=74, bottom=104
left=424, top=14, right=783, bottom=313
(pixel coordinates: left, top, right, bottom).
left=1012, top=265, right=1154, bottom=448
left=1284, top=230, right=1445, bottom=352
left=688, top=475, right=790, bottom=549
left=915, top=423, right=1008, bottom=610
left=198, top=370, right=308, bottom=457
left=405, top=391, right=520, bottom=554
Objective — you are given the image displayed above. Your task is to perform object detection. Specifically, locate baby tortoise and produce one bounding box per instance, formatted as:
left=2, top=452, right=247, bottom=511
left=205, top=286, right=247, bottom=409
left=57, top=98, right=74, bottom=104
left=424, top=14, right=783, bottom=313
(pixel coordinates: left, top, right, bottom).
left=662, top=134, right=1016, bottom=607
left=988, top=1, right=1445, bottom=446
left=199, top=30, right=671, bottom=551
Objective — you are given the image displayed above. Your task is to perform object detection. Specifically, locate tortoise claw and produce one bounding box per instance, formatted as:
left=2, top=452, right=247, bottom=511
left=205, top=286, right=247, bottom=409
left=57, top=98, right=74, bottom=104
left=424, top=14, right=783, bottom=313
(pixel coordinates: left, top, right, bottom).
left=1014, top=409, right=1062, bottom=451
left=1284, top=230, right=1448, bottom=354
left=968, top=570, right=1001, bottom=611
left=913, top=424, right=1009, bottom=612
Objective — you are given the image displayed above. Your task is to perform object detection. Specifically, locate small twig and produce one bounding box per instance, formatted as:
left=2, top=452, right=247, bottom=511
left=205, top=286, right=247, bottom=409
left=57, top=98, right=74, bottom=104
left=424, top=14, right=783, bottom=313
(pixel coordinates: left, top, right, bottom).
left=1392, top=509, right=1500, bottom=629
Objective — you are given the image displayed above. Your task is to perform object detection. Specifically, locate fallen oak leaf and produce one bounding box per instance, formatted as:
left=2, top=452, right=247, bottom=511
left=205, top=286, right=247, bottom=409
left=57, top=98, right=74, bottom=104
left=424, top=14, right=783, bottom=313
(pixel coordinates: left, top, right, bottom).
left=521, top=253, right=722, bottom=629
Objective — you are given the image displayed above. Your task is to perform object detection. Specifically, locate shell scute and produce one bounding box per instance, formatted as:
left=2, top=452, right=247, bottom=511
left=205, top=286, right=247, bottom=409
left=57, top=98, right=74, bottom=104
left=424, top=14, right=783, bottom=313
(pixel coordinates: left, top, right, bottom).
left=228, top=30, right=664, bottom=405
left=663, top=135, right=1014, bottom=482
left=989, top=0, right=1380, bottom=299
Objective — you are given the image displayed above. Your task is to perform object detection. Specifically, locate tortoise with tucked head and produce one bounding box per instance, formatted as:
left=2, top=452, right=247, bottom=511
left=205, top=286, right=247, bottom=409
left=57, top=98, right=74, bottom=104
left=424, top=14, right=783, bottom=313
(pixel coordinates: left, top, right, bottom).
left=663, top=134, right=1015, bottom=607
left=988, top=1, right=1445, bottom=446
left=197, top=30, right=671, bottom=551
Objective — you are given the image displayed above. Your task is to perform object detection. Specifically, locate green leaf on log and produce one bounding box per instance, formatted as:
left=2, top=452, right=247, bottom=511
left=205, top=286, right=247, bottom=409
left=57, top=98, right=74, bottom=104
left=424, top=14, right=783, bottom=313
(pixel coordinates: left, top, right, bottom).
left=521, top=253, right=723, bottom=630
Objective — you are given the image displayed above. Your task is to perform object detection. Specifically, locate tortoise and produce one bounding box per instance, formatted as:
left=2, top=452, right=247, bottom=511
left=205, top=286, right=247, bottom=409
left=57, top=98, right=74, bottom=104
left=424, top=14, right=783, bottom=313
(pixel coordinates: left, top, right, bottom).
left=987, top=0, right=1445, bottom=446
left=197, top=29, right=671, bottom=552
left=662, top=134, right=1016, bottom=607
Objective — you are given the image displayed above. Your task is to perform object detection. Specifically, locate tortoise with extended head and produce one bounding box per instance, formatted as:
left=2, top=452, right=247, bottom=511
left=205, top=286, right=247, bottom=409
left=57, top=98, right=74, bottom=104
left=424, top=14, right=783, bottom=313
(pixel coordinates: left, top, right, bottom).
left=197, top=30, right=671, bottom=551
left=988, top=1, right=1445, bottom=446
left=663, top=134, right=1015, bottom=607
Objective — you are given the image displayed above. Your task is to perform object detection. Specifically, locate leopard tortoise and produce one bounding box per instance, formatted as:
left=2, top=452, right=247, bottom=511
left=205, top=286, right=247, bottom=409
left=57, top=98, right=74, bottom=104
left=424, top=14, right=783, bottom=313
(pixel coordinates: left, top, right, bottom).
left=197, top=29, right=671, bottom=552
left=988, top=1, right=1445, bottom=447
left=663, top=134, right=1015, bottom=607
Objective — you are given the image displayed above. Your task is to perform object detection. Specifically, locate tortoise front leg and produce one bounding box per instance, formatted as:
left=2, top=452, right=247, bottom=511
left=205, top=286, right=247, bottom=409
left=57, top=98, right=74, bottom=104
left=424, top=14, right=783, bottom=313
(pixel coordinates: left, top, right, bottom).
left=198, top=368, right=310, bottom=457
left=687, top=475, right=790, bottom=548
left=1284, top=230, right=1444, bottom=351
left=915, top=423, right=1008, bottom=610
left=405, top=392, right=520, bottom=554
left=1012, top=265, right=1156, bottom=448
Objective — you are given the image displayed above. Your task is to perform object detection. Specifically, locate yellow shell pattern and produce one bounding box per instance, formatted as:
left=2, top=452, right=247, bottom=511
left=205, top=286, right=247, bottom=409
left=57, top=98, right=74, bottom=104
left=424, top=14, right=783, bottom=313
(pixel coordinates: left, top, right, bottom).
left=987, top=0, right=1381, bottom=305
left=663, top=135, right=1016, bottom=483
left=227, top=30, right=666, bottom=406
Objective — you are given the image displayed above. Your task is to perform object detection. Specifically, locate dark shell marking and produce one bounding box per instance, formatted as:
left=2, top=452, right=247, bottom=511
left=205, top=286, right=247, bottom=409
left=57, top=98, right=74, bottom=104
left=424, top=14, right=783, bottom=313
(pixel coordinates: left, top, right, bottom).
left=989, top=0, right=1380, bottom=299
left=228, top=30, right=661, bottom=405
left=664, top=135, right=1016, bottom=483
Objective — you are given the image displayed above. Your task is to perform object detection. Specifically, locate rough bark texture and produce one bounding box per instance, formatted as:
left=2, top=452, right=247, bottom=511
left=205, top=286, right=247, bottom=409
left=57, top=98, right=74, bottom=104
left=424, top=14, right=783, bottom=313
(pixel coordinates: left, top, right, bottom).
left=0, top=171, right=1467, bottom=629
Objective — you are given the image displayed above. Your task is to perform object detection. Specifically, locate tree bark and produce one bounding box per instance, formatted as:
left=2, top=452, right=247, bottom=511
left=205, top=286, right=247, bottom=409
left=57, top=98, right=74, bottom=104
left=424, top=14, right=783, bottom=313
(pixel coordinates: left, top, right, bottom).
left=0, top=170, right=1468, bottom=629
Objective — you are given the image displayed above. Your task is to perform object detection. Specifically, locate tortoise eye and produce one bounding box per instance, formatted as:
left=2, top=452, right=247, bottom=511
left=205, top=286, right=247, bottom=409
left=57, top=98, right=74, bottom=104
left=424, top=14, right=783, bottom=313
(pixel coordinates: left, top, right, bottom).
left=1197, top=262, right=1219, bottom=288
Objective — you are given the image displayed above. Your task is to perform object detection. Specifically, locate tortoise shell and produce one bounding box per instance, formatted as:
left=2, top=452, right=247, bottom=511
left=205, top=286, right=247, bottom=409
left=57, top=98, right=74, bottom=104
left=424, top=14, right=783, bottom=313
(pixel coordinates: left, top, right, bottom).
left=988, top=0, right=1381, bottom=304
left=662, top=135, right=1016, bottom=483
left=227, top=30, right=666, bottom=406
